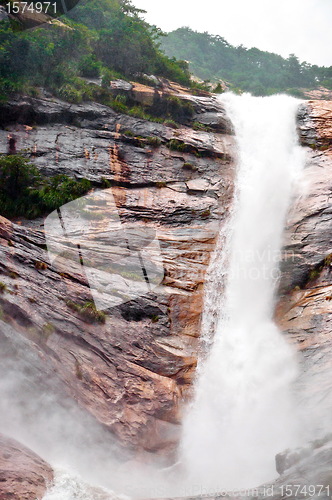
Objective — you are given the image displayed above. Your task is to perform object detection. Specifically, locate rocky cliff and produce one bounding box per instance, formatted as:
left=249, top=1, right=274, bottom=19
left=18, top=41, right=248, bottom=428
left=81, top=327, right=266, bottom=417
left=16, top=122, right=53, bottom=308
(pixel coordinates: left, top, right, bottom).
left=0, top=89, right=235, bottom=495
left=0, top=91, right=331, bottom=498
left=0, top=433, right=53, bottom=499
left=276, top=99, right=332, bottom=438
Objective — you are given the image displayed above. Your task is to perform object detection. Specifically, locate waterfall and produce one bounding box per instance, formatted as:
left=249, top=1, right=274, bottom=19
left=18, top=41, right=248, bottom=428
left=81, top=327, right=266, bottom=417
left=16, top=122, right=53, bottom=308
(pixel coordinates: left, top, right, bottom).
left=180, top=93, right=305, bottom=491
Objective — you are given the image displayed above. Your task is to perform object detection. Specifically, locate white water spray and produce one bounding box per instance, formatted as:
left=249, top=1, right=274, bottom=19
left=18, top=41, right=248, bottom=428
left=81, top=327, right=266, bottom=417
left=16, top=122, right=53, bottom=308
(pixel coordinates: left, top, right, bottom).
left=180, top=94, right=305, bottom=491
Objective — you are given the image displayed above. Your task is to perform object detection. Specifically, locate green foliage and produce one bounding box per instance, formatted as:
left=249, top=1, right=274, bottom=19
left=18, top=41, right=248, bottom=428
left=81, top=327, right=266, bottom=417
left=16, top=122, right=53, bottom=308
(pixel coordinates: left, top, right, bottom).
left=145, top=136, right=162, bottom=147
left=126, top=105, right=163, bottom=122
left=66, top=299, right=106, bottom=324
left=122, top=129, right=134, bottom=137
left=150, top=94, right=194, bottom=123
left=110, top=93, right=129, bottom=113
left=79, top=54, right=102, bottom=78
left=213, top=83, right=224, bottom=94
left=42, top=322, right=55, bottom=335
left=163, top=119, right=179, bottom=129
left=0, top=155, right=40, bottom=199
left=167, top=139, right=191, bottom=152
left=192, top=121, right=213, bottom=132
left=0, top=282, right=7, bottom=294
left=0, top=0, right=191, bottom=102
left=0, top=155, right=91, bottom=218
left=286, top=88, right=305, bottom=98
left=36, top=175, right=92, bottom=210
left=161, top=27, right=332, bottom=96
left=324, top=254, right=332, bottom=266
left=0, top=20, right=91, bottom=98
left=58, top=84, right=83, bottom=103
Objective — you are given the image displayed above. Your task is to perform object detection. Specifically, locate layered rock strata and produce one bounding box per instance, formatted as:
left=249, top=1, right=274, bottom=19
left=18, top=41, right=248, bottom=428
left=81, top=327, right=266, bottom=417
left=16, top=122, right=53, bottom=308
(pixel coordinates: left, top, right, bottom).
left=0, top=93, right=235, bottom=456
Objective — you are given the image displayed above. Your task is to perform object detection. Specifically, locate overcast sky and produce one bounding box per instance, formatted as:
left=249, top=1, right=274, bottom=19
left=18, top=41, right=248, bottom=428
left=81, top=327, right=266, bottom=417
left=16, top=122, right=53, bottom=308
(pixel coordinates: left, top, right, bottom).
left=133, top=0, right=332, bottom=67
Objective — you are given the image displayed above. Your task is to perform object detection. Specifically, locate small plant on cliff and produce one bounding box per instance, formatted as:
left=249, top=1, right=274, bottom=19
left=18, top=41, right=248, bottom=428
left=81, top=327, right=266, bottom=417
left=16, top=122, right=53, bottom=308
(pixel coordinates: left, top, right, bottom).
left=324, top=254, right=332, bottom=266
left=35, top=261, right=48, bottom=271
left=192, top=121, right=213, bottom=132
left=150, top=95, right=194, bottom=124
left=213, top=83, right=224, bottom=94
left=0, top=155, right=40, bottom=198
left=111, top=94, right=129, bottom=113
left=155, top=181, right=167, bottom=188
left=66, top=300, right=106, bottom=324
left=167, top=139, right=191, bottom=152
left=146, top=136, right=162, bottom=147
left=42, top=322, right=55, bottom=339
left=0, top=282, right=7, bottom=294
left=164, top=119, right=179, bottom=129
left=308, top=268, right=321, bottom=281
left=201, top=208, right=211, bottom=218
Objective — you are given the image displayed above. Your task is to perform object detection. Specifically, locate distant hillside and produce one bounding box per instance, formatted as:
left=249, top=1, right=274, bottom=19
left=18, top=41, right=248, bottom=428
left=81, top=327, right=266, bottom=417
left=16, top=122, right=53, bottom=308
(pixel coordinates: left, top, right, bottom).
left=161, top=27, right=332, bottom=97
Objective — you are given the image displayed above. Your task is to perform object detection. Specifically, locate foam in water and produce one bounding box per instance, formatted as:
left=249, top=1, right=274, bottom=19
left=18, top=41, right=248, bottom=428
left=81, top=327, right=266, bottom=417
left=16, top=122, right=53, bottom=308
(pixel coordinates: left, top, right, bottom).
left=180, top=93, right=305, bottom=491
left=43, top=468, right=127, bottom=500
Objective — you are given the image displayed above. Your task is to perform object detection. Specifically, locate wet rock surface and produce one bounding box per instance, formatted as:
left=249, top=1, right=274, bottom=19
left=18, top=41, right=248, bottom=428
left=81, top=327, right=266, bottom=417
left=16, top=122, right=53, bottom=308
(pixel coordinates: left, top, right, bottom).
left=0, top=433, right=53, bottom=499
left=0, top=94, right=235, bottom=456
left=298, top=99, right=332, bottom=149
left=276, top=100, right=332, bottom=438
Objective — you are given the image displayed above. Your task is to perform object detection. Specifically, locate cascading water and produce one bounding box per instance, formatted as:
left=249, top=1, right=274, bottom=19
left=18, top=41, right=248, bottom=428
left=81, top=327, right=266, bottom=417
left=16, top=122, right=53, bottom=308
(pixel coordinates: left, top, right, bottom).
left=180, top=93, right=306, bottom=492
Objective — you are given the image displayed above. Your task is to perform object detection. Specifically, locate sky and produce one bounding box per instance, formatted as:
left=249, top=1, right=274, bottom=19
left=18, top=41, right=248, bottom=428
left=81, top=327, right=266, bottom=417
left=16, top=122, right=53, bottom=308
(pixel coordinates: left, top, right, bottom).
left=133, top=0, right=332, bottom=67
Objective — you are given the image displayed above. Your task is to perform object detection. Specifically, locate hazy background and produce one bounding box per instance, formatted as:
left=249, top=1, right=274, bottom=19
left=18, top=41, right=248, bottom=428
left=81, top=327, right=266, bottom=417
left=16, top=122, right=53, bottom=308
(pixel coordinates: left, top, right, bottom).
left=133, top=0, right=332, bottom=67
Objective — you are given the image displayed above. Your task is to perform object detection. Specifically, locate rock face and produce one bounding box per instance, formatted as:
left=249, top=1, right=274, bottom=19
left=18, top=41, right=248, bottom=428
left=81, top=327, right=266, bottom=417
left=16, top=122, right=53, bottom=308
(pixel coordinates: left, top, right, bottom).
left=0, top=94, right=235, bottom=457
left=276, top=99, right=332, bottom=439
left=271, top=437, right=332, bottom=500
left=297, top=99, right=332, bottom=149
left=0, top=433, right=53, bottom=499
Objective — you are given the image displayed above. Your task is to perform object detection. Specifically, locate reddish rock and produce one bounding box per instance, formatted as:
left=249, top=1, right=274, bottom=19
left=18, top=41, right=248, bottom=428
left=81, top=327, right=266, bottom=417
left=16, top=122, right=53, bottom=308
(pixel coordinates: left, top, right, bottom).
left=0, top=434, right=53, bottom=499
left=298, top=99, right=332, bottom=150
left=0, top=94, right=235, bottom=458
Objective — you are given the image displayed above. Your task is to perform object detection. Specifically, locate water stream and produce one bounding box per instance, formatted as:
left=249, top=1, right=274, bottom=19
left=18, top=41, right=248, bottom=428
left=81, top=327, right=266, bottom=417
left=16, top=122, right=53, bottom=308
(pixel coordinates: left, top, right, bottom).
left=180, top=93, right=305, bottom=491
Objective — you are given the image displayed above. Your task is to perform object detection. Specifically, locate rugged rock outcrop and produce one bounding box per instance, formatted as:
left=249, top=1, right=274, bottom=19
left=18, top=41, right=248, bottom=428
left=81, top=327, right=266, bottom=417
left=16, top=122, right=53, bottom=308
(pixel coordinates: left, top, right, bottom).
left=276, top=99, right=332, bottom=438
left=298, top=99, right=332, bottom=149
left=0, top=433, right=53, bottom=499
left=0, top=94, right=235, bottom=458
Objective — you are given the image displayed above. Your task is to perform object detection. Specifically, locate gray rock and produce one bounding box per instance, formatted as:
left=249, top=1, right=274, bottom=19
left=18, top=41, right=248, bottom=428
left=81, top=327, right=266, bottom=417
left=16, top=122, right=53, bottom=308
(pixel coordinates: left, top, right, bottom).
left=110, top=79, right=134, bottom=91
